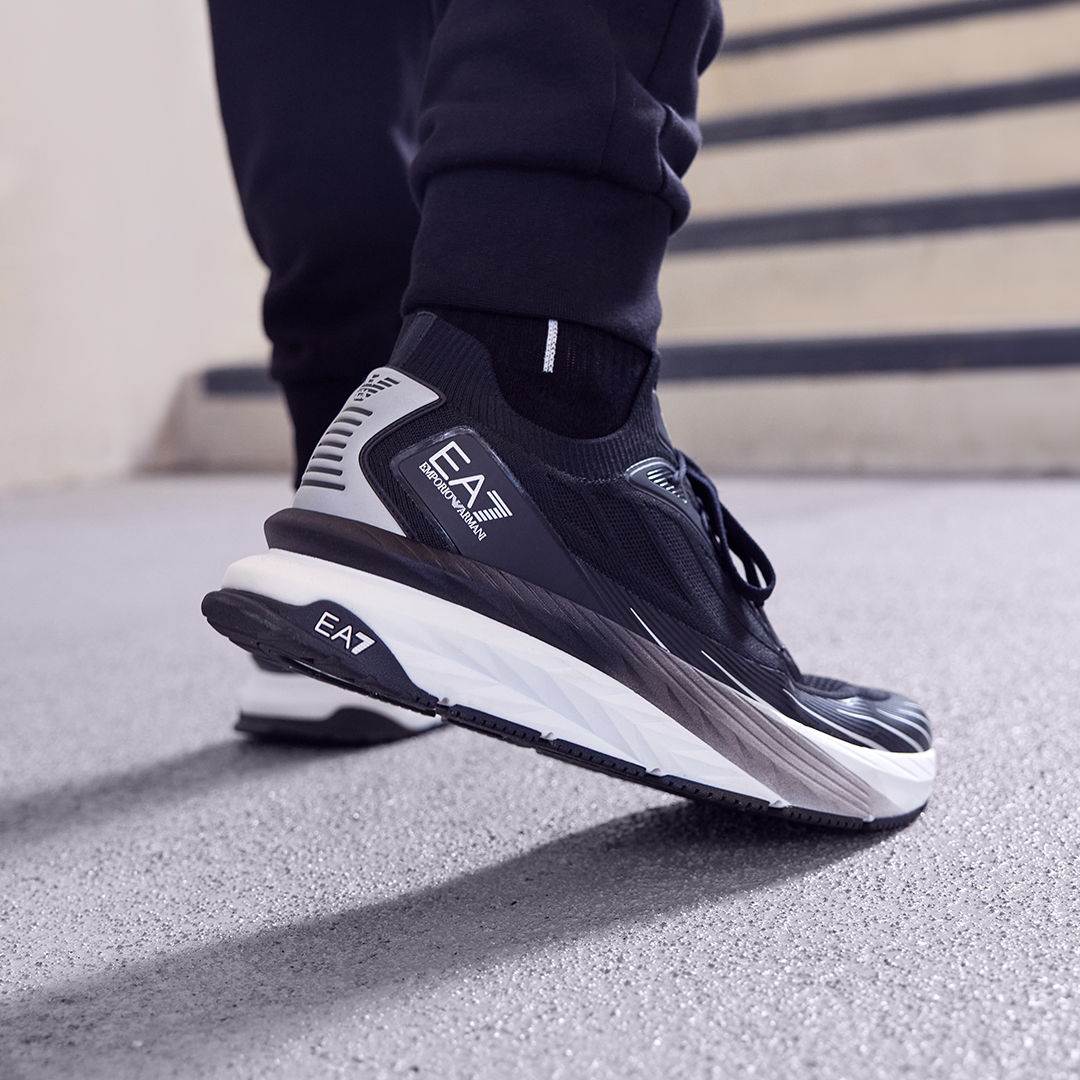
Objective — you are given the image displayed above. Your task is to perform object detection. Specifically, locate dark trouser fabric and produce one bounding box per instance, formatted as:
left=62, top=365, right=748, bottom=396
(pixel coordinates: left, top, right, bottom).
left=208, top=0, right=432, bottom=391
left=208, top=0, right=721, bottom=475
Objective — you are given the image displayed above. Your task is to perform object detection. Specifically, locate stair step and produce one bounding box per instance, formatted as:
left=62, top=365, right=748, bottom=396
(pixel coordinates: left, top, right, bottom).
left=657, top=365, right=1080, bottom=474
left=687, top=102, right=1080, bottom=216
left=701, top=3, right=1080, bottom=116
left=660, top=221, right=1080, bottom=342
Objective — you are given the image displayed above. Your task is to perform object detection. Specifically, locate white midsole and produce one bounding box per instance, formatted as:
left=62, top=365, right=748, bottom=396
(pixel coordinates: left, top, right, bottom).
left=223, top=549, right=934, bottom=818
left=238, top=664, right=440, bottom=731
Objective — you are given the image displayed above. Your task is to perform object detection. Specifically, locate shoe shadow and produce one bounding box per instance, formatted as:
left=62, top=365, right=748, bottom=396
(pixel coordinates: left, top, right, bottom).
left=2, top=801, right=887, bottom=1075
left=0, top=739, right=370, bottom=852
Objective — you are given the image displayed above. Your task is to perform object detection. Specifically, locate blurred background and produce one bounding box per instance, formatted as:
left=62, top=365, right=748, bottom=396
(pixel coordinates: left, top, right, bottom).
left=2, top=0, right=1078, bottom=489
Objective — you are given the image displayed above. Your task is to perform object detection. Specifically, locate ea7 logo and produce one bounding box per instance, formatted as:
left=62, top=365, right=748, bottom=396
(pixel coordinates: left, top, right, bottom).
left=313, top=611, right=376, bottom=655
left=425, top=440, right=514, bottom=521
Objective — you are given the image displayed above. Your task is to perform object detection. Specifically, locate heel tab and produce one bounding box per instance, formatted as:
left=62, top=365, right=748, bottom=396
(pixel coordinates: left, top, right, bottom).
left=292, top=367, right=443, bottom=534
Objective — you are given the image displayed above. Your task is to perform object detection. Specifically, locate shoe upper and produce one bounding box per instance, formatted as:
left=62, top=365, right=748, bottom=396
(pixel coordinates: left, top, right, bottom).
left=292, top=312, right=931, bottom=755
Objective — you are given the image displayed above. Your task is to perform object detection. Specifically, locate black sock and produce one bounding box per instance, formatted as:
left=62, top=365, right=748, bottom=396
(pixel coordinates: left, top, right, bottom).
left=429, top=307, right=652, bottom=438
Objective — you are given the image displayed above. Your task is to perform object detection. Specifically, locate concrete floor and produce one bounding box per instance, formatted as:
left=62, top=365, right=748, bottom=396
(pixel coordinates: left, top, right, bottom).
left=1, top=474, right=1078, bottom=1080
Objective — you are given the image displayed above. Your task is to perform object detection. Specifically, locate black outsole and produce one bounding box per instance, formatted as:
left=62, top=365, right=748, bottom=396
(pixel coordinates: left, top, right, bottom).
left=203, top=588, right=925, bottom=832
left=446, top=704, right=924, bottom=832
left=203, top=589, right=441, bottom=715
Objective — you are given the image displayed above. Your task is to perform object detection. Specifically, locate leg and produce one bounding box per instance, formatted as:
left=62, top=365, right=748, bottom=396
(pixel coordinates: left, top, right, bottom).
left=206, top=0, right=935, bottom=826
left=402, top=0, right=723, bottom=439
left=408, top=0, right=722, bottom=350
left=207, top=0, right=433, bottom=482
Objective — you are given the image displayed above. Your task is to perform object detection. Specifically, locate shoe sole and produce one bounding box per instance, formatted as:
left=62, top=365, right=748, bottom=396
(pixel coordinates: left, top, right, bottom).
left=203, top=549, right=933, bottom=831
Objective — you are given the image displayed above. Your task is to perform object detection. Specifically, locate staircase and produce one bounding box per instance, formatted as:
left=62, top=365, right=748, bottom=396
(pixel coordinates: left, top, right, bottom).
left=658, top=0, right=1080, bottom=472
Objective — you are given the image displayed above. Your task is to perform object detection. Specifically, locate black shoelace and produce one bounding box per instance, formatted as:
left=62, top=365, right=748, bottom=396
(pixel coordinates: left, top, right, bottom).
left=678, top=454, right=776, bottom=604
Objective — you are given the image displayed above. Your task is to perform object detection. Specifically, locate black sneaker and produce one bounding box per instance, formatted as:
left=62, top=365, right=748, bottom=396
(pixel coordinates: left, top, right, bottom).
left=203, top=312, right=934, bottom=829
left=236, top=656, right=442, bottom=746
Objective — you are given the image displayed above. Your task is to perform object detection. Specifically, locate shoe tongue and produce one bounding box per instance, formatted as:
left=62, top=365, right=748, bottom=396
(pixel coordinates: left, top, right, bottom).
left=625, top=455, right=710, bottom=538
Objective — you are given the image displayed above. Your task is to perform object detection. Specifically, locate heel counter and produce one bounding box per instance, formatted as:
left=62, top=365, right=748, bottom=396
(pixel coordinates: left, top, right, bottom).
left=293, top=368, right=442, bottom=534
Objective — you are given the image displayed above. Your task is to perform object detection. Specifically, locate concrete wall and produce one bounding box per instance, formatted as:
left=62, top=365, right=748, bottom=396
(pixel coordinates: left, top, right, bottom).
left=655, top=0, right=1080, bottom=473
left=0, top=0, right=267, bottom=489
left=664, top=0, right=1080, bottom=349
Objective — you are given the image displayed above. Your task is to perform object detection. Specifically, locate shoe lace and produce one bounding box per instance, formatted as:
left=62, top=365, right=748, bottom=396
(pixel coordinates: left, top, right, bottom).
left=676, top=452, right=776, bottom=604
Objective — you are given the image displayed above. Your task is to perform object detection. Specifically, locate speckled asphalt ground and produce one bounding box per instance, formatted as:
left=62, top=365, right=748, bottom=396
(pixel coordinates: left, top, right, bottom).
left=2, top=474, right=1078, bottom=1080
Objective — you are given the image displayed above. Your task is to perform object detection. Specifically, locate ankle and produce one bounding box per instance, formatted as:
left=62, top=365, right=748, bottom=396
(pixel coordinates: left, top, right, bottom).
left=429, top=307, right=651, bottom=438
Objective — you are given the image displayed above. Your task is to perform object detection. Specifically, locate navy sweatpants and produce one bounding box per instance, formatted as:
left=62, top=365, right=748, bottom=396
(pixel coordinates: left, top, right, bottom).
left=207, top=0, right=722, bottom=467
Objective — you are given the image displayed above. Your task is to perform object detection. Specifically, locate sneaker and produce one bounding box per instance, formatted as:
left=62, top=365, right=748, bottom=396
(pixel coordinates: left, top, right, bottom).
left=236, top=656, right=442, bottom=746
left=203, top=312, right=934, bottom=829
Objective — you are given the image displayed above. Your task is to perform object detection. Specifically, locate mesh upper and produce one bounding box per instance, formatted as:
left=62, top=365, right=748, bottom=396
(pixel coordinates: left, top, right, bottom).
left=351, top=314, right=929, bottom=754
left=361, top=313, right=788, bottom=677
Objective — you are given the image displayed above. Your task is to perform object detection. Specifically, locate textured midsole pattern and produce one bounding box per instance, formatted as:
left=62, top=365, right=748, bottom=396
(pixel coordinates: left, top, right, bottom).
left=222, top=549, right=934, bottom=819
left=224, top=553, right=783, bottom=806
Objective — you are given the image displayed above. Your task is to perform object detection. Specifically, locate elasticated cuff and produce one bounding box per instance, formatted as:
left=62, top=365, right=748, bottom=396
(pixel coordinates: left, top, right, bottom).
left=402, top=167, right=673, bottom=352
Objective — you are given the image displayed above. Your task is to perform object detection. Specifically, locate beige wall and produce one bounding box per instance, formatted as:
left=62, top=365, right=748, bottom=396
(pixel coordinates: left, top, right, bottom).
left=662, top=0, right=1080, bottom=350
left=0, top=0, right=267, bottom=489
left=702, top=4, right=1080, bottom=115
